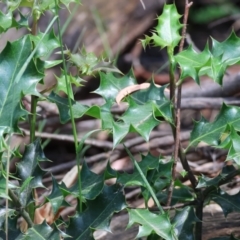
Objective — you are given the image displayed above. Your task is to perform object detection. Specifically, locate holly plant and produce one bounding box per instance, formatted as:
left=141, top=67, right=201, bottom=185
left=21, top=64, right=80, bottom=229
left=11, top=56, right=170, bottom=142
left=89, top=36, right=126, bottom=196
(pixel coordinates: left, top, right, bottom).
left=0, top=1, right=240, bottom=240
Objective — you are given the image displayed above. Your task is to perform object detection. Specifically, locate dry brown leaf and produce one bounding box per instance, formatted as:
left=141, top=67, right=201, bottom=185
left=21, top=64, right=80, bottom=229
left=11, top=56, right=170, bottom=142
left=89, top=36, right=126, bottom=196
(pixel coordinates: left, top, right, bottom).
left=116, top=83, right=150, bottom=105
left=116, top=83, right=169, bottom=104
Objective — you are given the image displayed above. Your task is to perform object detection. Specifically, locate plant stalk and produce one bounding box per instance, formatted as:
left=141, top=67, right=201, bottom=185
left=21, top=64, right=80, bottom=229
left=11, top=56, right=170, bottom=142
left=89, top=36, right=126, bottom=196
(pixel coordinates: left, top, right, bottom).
left=29, top=12, right=38, bottom=143
left=167, top=1, right=194, bottom=206
left=8, top=189, right=34, bottom=228
left=54, top=0, right=83, bottom=213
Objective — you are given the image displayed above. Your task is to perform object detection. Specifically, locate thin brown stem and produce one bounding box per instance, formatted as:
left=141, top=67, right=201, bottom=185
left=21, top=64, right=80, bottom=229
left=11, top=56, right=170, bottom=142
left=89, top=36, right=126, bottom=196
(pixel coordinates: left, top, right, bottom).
left=167, top=1, right=194, bottom=206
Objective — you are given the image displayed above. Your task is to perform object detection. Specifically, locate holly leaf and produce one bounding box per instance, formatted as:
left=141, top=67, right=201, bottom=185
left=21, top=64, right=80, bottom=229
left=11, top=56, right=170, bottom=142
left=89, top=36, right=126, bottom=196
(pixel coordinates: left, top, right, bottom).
left=15, top=221, right=63, bottom=240
left=0, top=10, right=28, bottom=33
left=218, top=125, right=240, bottom=165
left=157, top=180, right=194, bottom=205
left=188, top=104, right=240, bottom=149
left=65, top=49, right=121, bottom=75
left=0, top=35, right=43, bottom=137
left=30, top=30, right=60, bottom=58
left=66, top=184, right=126, bottom=240
left=55, top=72, right=85, bottom=99
left=16, top=139, right=47, bottom=207
left=61, top=162, right=104, bottom=200
left=104, top=161, right=118, bottom=179
left=212, top=31, right=240, bottom=66
left=175, top=45, right=210, bottom=84
left=0, top=174, right=18, bottom=200
left=142, top=4, right=182, bottom=49
left=94, top=71, right=137, bottom=103
left=46, top=176, right=70, bottom=214
left=131, top=82, right=172, bottom=123
left=172, top=206, right=199, bottom=240
left=127, top=209, right=176, bottom=239
left=117, top=153, right=159, bottom=187
left=208, top=190, right=240, bottom=217
left=199, top=54, right=226, bottom=85
left=112, top=99, right=159, bottom=147
left=0, top=215, right=20, bottom=240
left=47, top=92, right=113, bottom=129
left=0, top=208, right=15, bottom=230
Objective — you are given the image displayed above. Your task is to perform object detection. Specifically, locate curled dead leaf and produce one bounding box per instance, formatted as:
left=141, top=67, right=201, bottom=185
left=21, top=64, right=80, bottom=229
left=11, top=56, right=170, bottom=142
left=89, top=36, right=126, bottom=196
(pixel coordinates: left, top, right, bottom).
left=116, top=83, right=169, bottom=104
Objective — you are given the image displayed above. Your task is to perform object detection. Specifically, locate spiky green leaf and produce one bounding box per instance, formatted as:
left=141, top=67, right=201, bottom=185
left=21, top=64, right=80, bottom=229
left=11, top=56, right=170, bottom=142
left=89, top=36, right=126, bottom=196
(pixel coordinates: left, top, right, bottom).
left=15, top=221, right=64, bottom=240
left=127, top=209, right=176, bottom=239
left=172, top=206, right=199, bottom=240
left=30, top=30, right=60, bottom=58
left=117, top=153, right=159, bottom=187
left=61, top=162, right=104, bottom=200
left=112, top=99, right=159, bottom=147
left=0, top=36, right=43, bottom=137
left=142, top=4, right=182, bottom=49
left=66, top=184, right=126, bottom=240
left=208, top=190, right=240, bottom=217
left=94, top=71, right=137, bottom=103
left=188, top=104, right=240, bottom=149
left=16, top=139, right=47, bottom=207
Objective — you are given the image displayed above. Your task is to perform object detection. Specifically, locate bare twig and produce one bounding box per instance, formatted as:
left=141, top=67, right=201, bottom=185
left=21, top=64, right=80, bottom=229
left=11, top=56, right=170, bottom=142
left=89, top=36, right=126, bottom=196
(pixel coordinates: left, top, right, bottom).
left=21, top=128, right=114, bottom=149
left=167, top=1, right=194, bottom=206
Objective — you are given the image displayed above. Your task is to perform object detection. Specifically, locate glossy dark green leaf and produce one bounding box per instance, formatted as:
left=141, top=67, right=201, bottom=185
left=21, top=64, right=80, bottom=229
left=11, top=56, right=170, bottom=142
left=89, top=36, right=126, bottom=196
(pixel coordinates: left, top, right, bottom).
left=0, top=174, right=17, bottom=200
left=112, top=99, right=159, bottom=147
left=142, top=4, right=182, bottom=49
left=197, top=165, right=236, bottom=189
left=212, top=31, right=240, bottom=66
left=0, top=10, right=28, bottom=33
left=188, top=104, right=240, bottom=149
left=0, top=208, right=15, bottom=230
left=0, top=215, right=20, bottom=240
left=131, top=82, right=172, bottom=123
left=66, top=184, right=126, bottom=240
left=104, top=161, right=118, bottom=179
left=208, top=190, right=240, bottom=217
left=172, top=206, right=198, bottom=240
left=16, top=139, right=47, bottom=207
left=175, top=45, right=210, bottom=84
left=30, top=30, right=60, bottom=58
left=62, top=162, right=104, bottom=200
left=94, top=71, right=137, bottom=103
left=48, top=91, right=101, bottom=122
left=127, top=209, right=176, bottom=239
left=117, top=153, right=159, bottom=187
left=0, top=36, right=43, bottom=137
left=157, top=180, right=194, bottom=205
left=46, top=176, right=70, bottom=214
left=15, top=221, right=62, bottom=240
left=218, top=126, right=240, bottom=165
